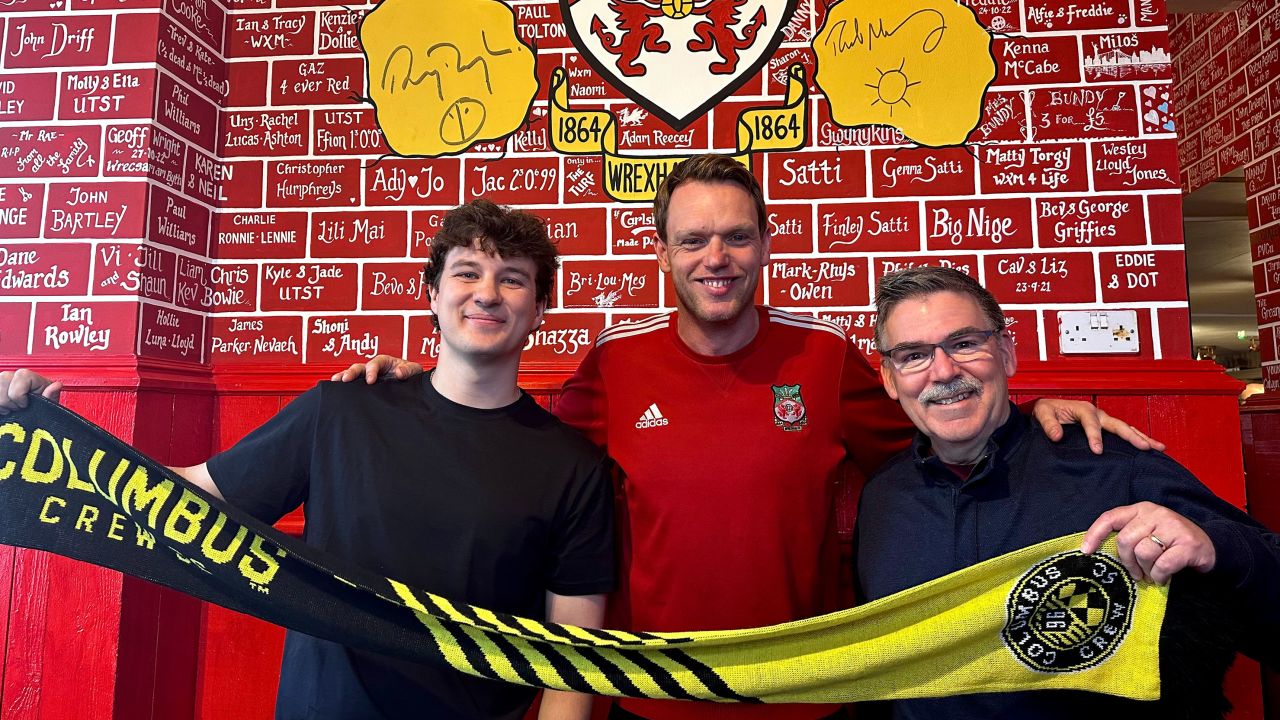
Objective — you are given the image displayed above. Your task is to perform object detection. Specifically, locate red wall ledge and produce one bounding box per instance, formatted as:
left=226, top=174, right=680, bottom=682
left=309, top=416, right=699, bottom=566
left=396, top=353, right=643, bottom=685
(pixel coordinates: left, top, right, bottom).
left=0, top=355, right=1243, bottom=396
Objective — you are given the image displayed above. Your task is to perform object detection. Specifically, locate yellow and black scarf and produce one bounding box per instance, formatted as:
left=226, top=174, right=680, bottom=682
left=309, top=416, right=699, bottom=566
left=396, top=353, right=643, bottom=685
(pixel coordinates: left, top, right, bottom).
left=0, top=396, right=1168, bottom=703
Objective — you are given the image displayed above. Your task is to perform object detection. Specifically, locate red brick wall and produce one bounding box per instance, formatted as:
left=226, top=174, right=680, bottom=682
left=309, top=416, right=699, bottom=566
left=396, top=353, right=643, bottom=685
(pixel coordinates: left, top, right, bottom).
left=1172, top=1, right=1280, bottom=389
left=0, top=0, right=1191, bottom=374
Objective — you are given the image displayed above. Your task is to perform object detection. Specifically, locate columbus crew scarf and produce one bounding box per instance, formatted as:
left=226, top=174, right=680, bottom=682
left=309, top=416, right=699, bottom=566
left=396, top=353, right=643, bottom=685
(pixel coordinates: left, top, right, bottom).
left=0, top=396, right=1169, bottom=704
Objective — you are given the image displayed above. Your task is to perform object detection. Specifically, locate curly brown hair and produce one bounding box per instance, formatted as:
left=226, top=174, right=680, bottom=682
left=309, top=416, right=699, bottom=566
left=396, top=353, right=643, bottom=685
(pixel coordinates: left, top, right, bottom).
left=424, top=199, right=559, bottom=310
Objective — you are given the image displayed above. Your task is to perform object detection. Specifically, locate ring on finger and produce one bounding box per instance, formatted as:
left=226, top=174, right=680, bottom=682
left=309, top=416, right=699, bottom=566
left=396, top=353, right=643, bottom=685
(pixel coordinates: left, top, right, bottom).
left=1148, top=533, right=1166, bottom=550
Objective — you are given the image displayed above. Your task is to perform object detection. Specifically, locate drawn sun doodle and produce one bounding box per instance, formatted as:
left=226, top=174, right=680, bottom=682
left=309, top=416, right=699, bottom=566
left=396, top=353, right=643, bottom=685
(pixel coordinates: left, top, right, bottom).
left=813, top=0, right=995, bottom=147
left=360, top=0, right=539, bottom=157
left=865, top=59, right=920, bottom=117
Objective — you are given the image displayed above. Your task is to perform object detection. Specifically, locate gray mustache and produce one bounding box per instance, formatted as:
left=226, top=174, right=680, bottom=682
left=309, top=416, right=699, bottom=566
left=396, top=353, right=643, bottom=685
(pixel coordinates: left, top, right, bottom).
left=919, top=378, right=983, bottom=405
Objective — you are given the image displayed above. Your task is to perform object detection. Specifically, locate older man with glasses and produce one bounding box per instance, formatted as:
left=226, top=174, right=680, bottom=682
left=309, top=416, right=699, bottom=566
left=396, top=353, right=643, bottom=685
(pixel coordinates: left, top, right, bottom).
left=854, top=266, right=1280, bottom=720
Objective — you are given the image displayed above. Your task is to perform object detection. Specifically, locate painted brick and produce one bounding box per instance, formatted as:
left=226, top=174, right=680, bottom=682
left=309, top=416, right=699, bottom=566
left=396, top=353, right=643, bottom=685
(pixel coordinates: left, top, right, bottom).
left=980, top=142, right=1090, bottom=194
left=984, top=252, right=1096, bottom=304
left=364, top=158, right=462, bottom=207
left=225, top=12, right=315, bottom=58
left=0, top=73, right=56, bottom=121
left=1024, top=0, right=1129, bottom=32
left=1038, top=194, right=1146, bottom=247
left=210, top=316, right=302, bottom=363
left=925, top=198, right=1033, bottom=250
left=306, top=315, right=405, bottom=363
left=311, top=211, right=408, bottom=258
left=0, top=302, right=31, bottom=354
left=539, top=207, right=608, bottom=256
left=45, top=182, right=147, bottom=240
left=1099, top=250, right=1187, bottom=302
left=0, top=242, right=91, bottom=295
left=214, top=210, right=308, bottom=260
left=768, top=257, right=868, bottom=307
left=609, top=206, right=658, bottom=256
left=994, top=36, right=1081, bottom=86
left=0, top=183, right=44, bottom=239
left=0, top=125, right=100, bottom=178
left=260, top=262, right=359, bottom=311
left=5, top=15, right=112, bottom=69
left=563, top=260, right=659, bottom=308
left=31, top=300, right=135, bottom=355
left=139, top=302, right=203, bottom=362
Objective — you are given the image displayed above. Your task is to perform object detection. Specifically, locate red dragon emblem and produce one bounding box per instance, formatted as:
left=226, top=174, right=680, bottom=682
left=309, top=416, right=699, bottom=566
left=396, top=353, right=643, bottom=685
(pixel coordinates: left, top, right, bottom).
left=590, top=0, right=767, bottom=77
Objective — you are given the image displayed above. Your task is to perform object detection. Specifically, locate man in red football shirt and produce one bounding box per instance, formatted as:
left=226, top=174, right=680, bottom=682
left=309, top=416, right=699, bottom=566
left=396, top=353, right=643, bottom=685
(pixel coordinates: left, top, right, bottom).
left=340, top=155, right=1158, bottom=720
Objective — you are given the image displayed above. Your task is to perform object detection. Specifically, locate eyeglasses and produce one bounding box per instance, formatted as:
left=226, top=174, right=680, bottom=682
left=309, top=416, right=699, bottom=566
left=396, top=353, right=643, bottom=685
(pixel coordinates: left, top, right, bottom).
left=880, top=330, right=1001, bottom=374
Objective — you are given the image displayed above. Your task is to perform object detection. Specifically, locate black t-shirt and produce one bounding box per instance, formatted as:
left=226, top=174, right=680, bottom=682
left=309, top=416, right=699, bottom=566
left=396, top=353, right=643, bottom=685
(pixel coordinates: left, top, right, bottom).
left=206, top=374, right=616, bottom=720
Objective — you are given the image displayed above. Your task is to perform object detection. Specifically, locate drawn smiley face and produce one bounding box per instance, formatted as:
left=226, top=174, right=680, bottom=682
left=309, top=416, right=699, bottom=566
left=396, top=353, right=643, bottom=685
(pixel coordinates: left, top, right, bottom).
left=439, top=97, right=488, bottom=147
left=362, top=0, right=537, bottom=156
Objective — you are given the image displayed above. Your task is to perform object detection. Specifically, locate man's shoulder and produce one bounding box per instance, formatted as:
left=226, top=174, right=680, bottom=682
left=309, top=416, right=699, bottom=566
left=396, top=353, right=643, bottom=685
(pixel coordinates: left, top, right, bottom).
left=518, top=398, right=605, bottom=459
left=760, top=307, right=850, bottom=345
left=311, top=374, right=426, bottom=408
left=863, top=445, right=920, bottom=493
left=1028, top=420, right=1148, bottom=460
left=591, top=312, right=672, bottom=351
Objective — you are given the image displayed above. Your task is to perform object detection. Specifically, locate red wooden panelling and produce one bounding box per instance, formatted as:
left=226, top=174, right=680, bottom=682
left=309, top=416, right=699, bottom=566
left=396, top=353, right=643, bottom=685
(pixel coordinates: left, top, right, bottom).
left=195, top=606, right=285, bottom=720
left=1095, top=395, right=1154, bottom=437
left=0, top=544, right=12, bottom=712
left=5, top=552, right=122, bottom=720
left=1241, top=399, right=1280, bottom=720
left=149, top=586, right=203, bottom=720
left=114, top=577, right=164, bottom=720
left=214, top=394, right=285, bottom=453
left=1149, top=394, right=1248, bottom=507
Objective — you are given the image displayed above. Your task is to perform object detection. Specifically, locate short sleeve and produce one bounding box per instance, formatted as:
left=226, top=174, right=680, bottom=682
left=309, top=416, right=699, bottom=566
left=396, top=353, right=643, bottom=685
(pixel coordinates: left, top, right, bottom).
left=206, top=386, right=320, bottom=524
left=546, top=455, right=616, bottom=596
left=555, top=346, right=609, bottom=450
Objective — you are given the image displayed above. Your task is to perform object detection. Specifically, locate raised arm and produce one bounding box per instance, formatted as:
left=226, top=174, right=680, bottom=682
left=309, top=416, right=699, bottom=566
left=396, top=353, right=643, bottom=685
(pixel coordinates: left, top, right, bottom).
left=0, top=369, right=63, bottom=413
left=1030, top=398, right=1164, bottom=454
left=840, top=344, right=915, bottom=476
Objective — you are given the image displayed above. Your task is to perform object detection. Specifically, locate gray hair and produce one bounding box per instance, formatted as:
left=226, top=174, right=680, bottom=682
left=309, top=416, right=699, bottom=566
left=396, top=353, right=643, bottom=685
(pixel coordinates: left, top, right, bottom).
left=874, top=267, right=1005, bottom=350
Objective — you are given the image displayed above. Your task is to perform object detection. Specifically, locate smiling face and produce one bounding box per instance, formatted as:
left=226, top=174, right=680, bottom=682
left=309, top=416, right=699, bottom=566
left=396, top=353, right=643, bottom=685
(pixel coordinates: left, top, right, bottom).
left=428, top=241, right=544, bottom=364
left=878, top=290, right=1017, bottom=463
left=655, top=180, right=770, bottom=352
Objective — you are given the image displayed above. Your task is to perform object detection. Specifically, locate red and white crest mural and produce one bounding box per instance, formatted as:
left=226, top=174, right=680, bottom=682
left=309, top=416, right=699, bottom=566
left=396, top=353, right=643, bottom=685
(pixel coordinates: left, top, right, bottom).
left=564, top=0, right=797, bottom=128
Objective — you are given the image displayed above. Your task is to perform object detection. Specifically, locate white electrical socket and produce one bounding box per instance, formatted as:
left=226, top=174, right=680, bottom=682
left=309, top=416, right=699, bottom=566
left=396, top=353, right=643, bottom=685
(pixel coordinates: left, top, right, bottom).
left=1057, top=311, right=1140, bottom=354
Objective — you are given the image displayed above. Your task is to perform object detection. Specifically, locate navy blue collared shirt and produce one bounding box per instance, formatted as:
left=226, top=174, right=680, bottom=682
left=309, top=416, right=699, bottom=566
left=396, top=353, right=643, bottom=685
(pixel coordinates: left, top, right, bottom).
left=854, top=405, right=1280, bottom=719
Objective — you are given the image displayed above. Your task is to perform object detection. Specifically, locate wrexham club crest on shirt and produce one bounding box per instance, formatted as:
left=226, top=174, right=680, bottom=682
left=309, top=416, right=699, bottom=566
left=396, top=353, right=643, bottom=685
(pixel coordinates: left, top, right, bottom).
left=563, top=0, right=798, bottom=129
left=771, top=384, right=807, bottom=431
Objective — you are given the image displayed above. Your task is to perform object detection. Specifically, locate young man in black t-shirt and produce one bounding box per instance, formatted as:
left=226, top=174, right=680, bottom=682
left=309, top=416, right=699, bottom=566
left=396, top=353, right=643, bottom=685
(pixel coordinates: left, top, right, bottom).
left=0, top=201, right=615, bottom=720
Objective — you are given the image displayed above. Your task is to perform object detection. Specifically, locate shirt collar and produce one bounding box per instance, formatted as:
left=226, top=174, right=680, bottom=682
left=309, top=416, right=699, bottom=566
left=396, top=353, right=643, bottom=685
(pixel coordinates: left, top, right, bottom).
left=911, top=401, right=1027, bottom=486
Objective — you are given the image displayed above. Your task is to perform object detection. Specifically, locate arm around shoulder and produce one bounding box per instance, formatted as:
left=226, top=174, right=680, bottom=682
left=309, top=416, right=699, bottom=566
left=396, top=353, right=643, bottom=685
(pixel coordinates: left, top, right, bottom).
left=839, top=343, right=914, bottom=475
left=555, top=347, right=609, bottom=448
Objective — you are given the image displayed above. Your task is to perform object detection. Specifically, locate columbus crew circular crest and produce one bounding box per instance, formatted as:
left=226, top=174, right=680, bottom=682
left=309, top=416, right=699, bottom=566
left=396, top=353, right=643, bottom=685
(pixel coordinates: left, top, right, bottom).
left=1001, top=551, right=1135, bottom=673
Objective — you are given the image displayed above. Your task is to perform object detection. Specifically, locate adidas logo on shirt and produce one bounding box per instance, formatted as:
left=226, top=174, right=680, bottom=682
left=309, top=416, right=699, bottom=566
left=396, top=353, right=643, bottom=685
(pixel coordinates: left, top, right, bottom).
left=635, top=403, right=669, bottom=429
